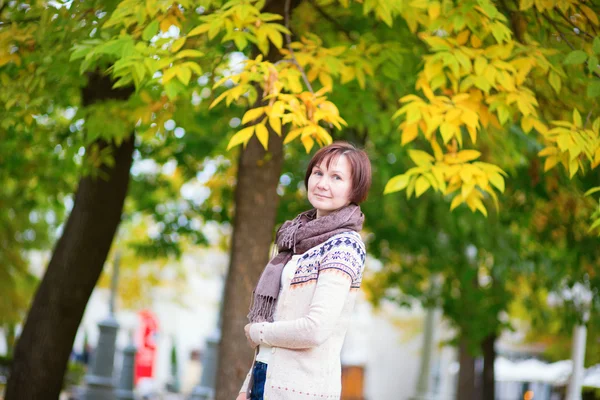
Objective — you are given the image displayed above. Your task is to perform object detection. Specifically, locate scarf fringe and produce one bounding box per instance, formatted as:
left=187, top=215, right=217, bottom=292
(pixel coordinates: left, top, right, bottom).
left=248, top=294, right=276, bottom=323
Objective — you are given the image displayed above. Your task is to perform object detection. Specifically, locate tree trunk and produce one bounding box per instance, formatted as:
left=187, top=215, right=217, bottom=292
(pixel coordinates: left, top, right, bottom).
left=482, top=333, right=496, bottom=400
left=215, top=131, right=284, bottom=400
left=457, top=339, right=476, bottom=400
left=5, top=74, right=134, bottom=400
left=214, top=1, right=301, bottom=399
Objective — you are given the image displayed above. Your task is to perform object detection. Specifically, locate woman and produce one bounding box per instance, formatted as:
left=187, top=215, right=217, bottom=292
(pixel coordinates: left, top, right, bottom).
left=237, top=141, right=372, bottom=400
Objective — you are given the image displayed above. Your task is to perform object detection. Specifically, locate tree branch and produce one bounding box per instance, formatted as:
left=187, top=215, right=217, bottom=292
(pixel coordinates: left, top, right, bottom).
left=542, top=13, right=600, bottom=79
left=574, top=4, right=599, bottom=37
left=555, top=7, right=595, bottom=40
left=308, top=0, right=353, bottom=42
left=284, top=0, right=314, bottom=93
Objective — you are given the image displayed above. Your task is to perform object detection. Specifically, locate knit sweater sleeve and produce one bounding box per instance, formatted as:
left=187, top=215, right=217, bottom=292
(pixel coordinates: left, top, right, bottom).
left=249, top=235, right=365, bottom=349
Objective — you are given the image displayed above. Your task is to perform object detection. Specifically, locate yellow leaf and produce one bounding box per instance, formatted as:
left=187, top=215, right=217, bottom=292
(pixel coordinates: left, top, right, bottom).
left=384, top=174, right=410, bottom=194
left=269, top=117, right=281, bottom=136
left=580, top=4, right=599, bottom=26
left=227, top=126, right=255, bottom=150
left=474, top=56, right=488, bottom=76
left=488, top=172, right=505, bottom=192
left=462, top=182, right=475, bottom=198
left=255, top=123, right=269, bottom=150
left=468, top=196, right=488, bottom=216
left=533, top=119, right=548, bottom=134
left=569, top=157, right=579, bottom=178
left=187, top=24, right=211, bottom=37
left=242, top=107, right=265, bottom=124
left=538, top=147, right=557, bottom=157
left=450, top=194, right=464, bottom=210
left=456, top=150, right=482, bottom=162
left=209, top=91, right=229, bottom=109
left=461, top=110, right=478, bottom=128
left=415, top=176, right=431, bottom=197
left=456, top=30, right=470, bottom=45
left=163, top=66, right=178, bottom=83
left=471, top=34, right=482, bottom=48
left=445, top=108, right=462, bottom=122
left=544, top=156, right=558, bottom=171
left=176, top=66, right=192, bottom=85
left=521, top=117, right=534, bottom=133
left=401, top=124, right=419, bottom=145
left=319, top=72, right=333, bottom=89
left=428, top=2, right=441, bottom=20
left=431, top=139, right=444, bottom=161
left=440, top=123, right=455, bottom=143
left=284, top=127, right=303, bottom=144
left=409, top=149, right=435, bottom=166
left=573, top=108, right=582, bottom=128
left=171, top=37, right=186, bottom=53
left=302, top=135, right=315, bottom=153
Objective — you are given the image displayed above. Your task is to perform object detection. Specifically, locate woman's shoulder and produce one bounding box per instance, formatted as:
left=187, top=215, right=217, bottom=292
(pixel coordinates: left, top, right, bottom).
left=320, top=232, right=366, bottom=257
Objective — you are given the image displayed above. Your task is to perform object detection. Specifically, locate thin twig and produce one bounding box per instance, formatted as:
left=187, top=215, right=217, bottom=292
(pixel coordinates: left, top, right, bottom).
left=585, top=110, right=593, bottom=128
left=284, top=0, right=314, bottom=93
left=308, top=0, right=353, bottom=42
left=542, top=12, right=600, bottom=79
left=574, top=4, right=599, bottom=36
left=555, top=7, right=595, bottom=40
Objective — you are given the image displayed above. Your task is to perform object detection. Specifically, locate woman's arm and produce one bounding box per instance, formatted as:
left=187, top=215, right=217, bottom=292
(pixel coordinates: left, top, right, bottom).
left=249, top=237, right=364, bottom=349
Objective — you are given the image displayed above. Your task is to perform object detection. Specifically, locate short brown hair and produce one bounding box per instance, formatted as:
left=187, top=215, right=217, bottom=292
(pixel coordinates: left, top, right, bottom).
left=304, top=141, right=372, bottom=204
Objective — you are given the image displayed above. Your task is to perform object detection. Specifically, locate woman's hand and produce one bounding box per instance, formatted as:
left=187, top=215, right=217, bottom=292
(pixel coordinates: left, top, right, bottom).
left=236, top=392, right=246, bottom=400
left=244, top=323, right=258, bottom=348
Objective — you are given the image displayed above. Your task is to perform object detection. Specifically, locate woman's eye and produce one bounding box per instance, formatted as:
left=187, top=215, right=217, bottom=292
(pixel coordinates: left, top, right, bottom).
left=334, top=175, right=341, bottom=180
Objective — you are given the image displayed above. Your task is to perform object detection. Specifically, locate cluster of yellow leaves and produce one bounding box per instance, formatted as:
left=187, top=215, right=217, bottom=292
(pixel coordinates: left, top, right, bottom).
left=281, top=35, right=376, bottom=89
left=386, top=1, right=566, bottom=215
left=384, top=146, right=506, bottom=216
left=185, top=0, right=290, bottom=54
left=538, top=109, right=600, bottom=177
left=210, top=56, right=346, bottom=152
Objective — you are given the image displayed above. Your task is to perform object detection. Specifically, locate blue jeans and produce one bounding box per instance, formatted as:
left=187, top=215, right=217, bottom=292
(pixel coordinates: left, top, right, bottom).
left=250, top=361, right=268, bottom=400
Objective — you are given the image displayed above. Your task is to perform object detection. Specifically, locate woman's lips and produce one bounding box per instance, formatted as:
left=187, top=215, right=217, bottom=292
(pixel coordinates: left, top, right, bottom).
left=314, top=193, right=331, bottom=199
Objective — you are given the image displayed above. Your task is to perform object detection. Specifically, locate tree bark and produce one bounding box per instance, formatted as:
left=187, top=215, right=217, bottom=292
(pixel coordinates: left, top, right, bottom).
left=5, top=74, right=134, bottom=400
left=215, top=131, right=284, bottom=400
left=481, top=333, right=497, bottom=400
left=457, top=339, right=477, bottom=400
left=214, top=1, right=301, bottom=398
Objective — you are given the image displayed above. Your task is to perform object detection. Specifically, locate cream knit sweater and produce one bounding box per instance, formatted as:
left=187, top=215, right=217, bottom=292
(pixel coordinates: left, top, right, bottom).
left=240, top=231, right=366, bottom=400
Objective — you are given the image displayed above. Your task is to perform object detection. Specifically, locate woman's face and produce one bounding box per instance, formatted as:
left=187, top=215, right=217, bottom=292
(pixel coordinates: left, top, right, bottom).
left=307, top=155, right=353, bottom=218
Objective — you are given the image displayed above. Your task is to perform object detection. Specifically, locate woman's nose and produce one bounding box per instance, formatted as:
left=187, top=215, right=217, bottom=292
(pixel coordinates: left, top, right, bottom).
left=317, top=177, right=330, bottom=190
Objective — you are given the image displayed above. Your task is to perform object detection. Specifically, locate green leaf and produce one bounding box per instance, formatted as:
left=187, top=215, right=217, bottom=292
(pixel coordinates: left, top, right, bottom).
left=548, top=71, right=561, bottom=94
left=593, top=37, right=600, bottom=54
left=584, top=186, right=600, bottom=196
left=175, top=50, right=205, bottom=60
left=143, top=20, right=160, bottom=41
left=563, top=50, right=588, bottom=65
left=587, top=81, right=600, bottom=97
left=589, top=55, right=599, bottom=74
